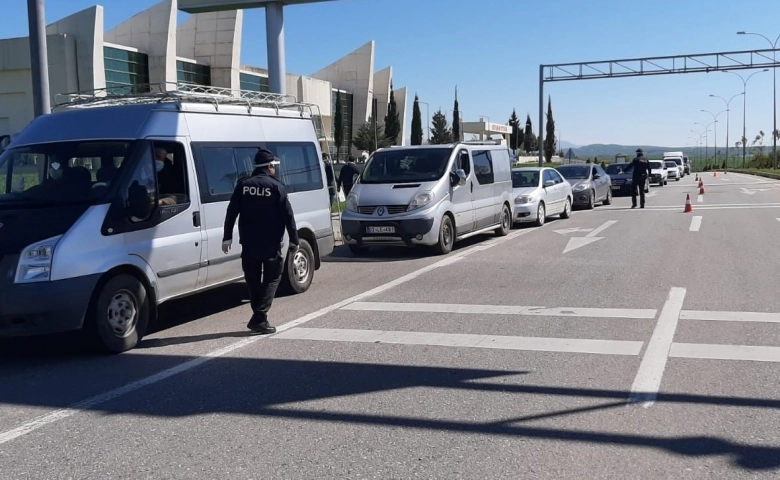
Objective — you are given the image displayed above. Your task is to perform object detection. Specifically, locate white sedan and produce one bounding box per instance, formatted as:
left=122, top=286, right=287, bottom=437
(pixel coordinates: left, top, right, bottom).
left=512, top=167, right=573, bottom=226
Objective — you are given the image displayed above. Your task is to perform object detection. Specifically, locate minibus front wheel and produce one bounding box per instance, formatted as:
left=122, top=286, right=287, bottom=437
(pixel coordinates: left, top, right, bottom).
left=85, top=274, right=150, bottom=354
left=280, top=238, right=315, bottom=294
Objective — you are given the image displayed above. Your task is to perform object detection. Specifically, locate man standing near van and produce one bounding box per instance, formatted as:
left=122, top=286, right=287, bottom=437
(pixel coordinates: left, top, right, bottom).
left=222, top=149, right=299, bottom=334
left=338, top=156, right=360, bottom=196
left=630, top=148, right=651, bottom=209
left=323, top=153, right=336, bottom=205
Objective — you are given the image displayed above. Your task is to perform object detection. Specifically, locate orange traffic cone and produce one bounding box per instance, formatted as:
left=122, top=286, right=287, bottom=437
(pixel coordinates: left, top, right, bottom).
left=684, top=193, right=693, bottom=213
left=695, top=174, right=699, bottom=181
left=699, top=183, right=706, bottom=195
left=713, top=171, right=717, bottom=177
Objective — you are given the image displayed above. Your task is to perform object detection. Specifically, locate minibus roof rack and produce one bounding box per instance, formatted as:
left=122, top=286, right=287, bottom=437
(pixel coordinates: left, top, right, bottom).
left=53, top=82, right=311, bottom=113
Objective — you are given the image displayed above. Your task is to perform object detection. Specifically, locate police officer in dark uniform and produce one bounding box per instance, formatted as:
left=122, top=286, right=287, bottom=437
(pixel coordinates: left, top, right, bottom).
left=222, top=148, right=299, bottom=334
left=630, top=148, right=652, bottom=209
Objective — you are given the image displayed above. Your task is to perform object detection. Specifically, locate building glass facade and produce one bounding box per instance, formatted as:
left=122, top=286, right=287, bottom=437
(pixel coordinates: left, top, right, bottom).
left=331, top=89, right=354, bottom=160
left=177, top=60, right=211, bottom=86
left=239, top=72, right=269, bottom=92
left=104, top=46, right=150, bottom=94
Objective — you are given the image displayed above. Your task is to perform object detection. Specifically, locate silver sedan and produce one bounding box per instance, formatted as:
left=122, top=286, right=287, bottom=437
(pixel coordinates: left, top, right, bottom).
left=512, top=167, right=573, bottom=226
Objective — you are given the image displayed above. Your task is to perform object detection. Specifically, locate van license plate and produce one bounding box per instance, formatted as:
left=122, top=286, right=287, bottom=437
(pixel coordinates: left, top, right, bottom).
left=366, top=226, right=395, bottom=234
left=611, top=185, right=620, bottom=190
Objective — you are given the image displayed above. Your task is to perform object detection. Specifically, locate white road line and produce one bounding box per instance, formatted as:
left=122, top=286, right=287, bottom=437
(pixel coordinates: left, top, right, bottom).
left=628, top=287, right=687, bottom=408
left=342, top=301, right=658, bottom=319
left=274, top=328, right=644, bottom=356
left=689, top=216, right=702, bottom=232
left=599, top=204, right=780, bottom=212
left=680, top=310, right=780, bottom=323
left=670, top=343, right=780, bottom=363
left=0, top=227, right=541, bottom=447
left=697, top=195, right=704, bottom=203
left=586, top=220, right=617, bottom=238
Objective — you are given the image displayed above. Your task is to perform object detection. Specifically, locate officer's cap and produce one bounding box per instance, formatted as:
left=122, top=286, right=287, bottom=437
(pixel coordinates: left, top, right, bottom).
left=254, top=148, right=281, bottom=167
left=635, top=148, right=644, bottom=154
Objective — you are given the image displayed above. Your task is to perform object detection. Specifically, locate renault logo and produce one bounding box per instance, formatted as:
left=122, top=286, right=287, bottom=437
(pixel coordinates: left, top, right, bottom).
left=377, top=206, right=385, bottom=216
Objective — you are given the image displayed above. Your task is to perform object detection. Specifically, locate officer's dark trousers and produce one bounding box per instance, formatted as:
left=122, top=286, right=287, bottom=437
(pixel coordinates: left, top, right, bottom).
left=241, top=253, right=284, bottom=324
left=631, top=179, right=646, bottom=207
left=343, top=183, right=354, bottom=196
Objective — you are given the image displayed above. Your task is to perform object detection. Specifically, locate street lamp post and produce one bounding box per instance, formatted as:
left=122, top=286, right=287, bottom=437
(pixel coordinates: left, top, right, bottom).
left=694, top=122, right=713, bottom=166
left=709, top=93, right=744, bottom=168
left=723, top=69, right=770, bottom=168
left=700, top=110, right=725, bottom=167
left=738, top=32, right=780, bottom=168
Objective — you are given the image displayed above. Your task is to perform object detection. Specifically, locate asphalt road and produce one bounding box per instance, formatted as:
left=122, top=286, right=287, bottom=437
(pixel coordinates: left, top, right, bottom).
left=2, top=171, right=780, bottom=479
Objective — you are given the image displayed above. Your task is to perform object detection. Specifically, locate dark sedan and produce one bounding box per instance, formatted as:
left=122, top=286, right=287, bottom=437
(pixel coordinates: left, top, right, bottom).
left=605, top=163, right=649, bottom=196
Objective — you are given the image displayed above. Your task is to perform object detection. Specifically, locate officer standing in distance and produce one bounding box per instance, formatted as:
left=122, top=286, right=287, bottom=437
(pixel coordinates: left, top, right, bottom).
left=630, top=148, right=652, bottom=209
left=222, top=149, right=299, bottom=334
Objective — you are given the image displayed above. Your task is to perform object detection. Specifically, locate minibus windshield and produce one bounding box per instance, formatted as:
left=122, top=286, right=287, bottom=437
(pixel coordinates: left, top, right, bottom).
left=0, top=140, right=135, bottom=206
left=360, top=148, right=453, bottom=184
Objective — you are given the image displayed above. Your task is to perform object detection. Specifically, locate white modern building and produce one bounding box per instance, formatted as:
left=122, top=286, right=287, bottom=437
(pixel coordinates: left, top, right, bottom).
left=0, top=0, right=408, bottom=158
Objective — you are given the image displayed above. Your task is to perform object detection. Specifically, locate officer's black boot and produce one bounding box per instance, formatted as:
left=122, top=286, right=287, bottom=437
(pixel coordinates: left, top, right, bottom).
left=249, top=321, right=276, bottom=335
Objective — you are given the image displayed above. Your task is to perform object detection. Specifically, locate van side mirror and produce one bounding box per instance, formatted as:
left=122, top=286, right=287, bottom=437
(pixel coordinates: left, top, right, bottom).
left=455, top=169, right=467, bottom=186
left=593, top=173, right=601, bottom=179
left=543, top=179, right=555, bottom=188
left=127, top=181, right=154, bottom=220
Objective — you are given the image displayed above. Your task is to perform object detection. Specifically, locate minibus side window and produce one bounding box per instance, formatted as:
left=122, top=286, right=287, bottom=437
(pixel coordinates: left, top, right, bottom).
left=152, top=141, right=190, bottom=206
left=472, top=150, right=495, bottom=185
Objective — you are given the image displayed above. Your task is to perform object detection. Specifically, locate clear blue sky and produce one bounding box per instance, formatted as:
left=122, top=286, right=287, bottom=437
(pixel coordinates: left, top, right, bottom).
left=3, top=0, right=780, bottom=148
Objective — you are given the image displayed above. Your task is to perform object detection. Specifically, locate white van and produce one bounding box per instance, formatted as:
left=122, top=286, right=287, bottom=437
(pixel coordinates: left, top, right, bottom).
left=340, top=142, right=514, bottom=255
left=663, top=151, right=685, bottom=178
left=0, top=86, right=335, bottom=353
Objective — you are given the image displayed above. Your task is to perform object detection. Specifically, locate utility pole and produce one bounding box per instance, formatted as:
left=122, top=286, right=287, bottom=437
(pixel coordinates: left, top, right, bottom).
left=27, top=0, right=50, bottom=117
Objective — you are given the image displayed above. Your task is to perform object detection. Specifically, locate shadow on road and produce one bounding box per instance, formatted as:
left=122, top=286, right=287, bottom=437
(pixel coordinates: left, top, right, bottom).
left=0, top=357, right=778, bottom=470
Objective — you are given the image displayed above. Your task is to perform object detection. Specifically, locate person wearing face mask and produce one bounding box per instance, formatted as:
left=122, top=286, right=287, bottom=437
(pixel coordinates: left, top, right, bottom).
left=222, top=148, right=299, bottom=335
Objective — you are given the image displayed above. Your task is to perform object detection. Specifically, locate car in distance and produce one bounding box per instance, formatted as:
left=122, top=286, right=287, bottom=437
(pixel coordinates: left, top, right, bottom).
left=649, top=160, right=668, bottom=186
left=555, top=163, right=612, bottom=209
left=665, top=160, right=681, bottom=181
left=511, top=167, right=572, bottom=226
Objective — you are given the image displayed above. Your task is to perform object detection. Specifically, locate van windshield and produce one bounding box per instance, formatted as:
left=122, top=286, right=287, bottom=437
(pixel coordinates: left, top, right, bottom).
left=360, top=148, right=453, bottom=184
left=0, top=140, right=135, bottom=206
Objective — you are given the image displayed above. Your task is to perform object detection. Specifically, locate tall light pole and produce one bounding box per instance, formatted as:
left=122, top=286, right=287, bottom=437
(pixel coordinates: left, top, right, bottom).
left=738, top=31, right=780, bottom=168
left=709, top=93, right=744, bottom=168
left=723, top=69, right=769, bottom=168
left=700, top=110, right=725, bottom=167
left=27, top=0, right=50, bottom=117
left=694, top=122, right=713, bottom=165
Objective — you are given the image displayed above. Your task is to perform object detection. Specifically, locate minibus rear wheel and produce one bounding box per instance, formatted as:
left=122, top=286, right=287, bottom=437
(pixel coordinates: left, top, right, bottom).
left=281, top=238, right=314, bottom=294
left=86, top=274, right=150, bottom=354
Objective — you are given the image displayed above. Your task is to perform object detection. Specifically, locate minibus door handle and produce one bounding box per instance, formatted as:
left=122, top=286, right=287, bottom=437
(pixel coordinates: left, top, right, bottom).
left=470, top=182, right=473, bottom=193
left=193, top=211, right=201, bottom=228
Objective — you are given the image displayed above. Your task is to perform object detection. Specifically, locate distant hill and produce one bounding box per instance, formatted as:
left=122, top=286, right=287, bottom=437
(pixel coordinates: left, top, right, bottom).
left=571, top=144, right=695, bottom=159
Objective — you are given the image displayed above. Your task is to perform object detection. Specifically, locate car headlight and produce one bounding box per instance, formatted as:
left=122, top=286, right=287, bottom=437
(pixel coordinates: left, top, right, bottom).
left=346, top=192, right=358, bottom=212
left=514, top=195, right=534, bottom=204
left=408, top=191, right=434, bottom=211
left=573, top=183, right=588, bottom=191
left=15, top=235, right=62, bottom=284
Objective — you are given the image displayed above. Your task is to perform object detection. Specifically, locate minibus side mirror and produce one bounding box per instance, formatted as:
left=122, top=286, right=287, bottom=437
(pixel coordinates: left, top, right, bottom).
left=452, top=169, right=467, bottom=187
left=127, top=181, right=154, bottom=220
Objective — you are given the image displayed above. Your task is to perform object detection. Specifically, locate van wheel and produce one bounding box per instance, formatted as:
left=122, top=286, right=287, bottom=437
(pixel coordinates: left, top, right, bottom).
left=434, top=215, right=455, bottom=255
left=281, top=239, right=314, bottom=294
left=86, top=274, right=149, bottom=354
left=495, top=204, right=511, bottom=236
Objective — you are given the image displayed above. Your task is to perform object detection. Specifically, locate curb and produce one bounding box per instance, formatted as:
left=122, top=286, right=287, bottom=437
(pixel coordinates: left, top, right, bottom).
left=725, top=169, right=780, bottom=180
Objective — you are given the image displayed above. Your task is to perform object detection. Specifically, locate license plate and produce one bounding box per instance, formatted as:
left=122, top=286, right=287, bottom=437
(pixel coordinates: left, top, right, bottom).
left=611, top=185, right=620, bottom=190
left=366, top=226, right=395, bottom=234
